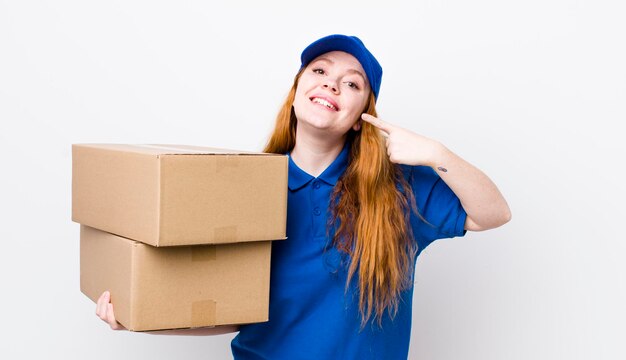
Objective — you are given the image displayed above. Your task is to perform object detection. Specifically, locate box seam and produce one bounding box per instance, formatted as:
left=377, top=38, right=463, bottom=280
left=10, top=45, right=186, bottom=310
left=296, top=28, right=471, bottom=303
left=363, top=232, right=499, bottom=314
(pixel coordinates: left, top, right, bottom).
left=130, top=242, right=138, bottom=331
left=157, top=155, right=162, bottom=246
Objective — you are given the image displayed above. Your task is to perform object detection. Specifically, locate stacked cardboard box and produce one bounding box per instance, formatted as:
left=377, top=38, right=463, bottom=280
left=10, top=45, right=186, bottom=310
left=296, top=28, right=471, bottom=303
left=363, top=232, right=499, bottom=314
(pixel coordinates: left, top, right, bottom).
left=72, top=144, right=288, bottom=331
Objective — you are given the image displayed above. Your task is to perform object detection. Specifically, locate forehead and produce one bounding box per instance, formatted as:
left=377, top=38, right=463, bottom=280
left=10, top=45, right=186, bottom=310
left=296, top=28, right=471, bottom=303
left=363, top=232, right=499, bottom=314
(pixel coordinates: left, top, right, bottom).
left=308, top=51, right=366, bottom=74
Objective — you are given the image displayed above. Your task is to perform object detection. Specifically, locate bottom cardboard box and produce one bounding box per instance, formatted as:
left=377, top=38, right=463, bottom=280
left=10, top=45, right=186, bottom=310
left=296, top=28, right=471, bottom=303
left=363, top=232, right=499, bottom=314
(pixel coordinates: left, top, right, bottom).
left=80, top=225, right=271, bottom=331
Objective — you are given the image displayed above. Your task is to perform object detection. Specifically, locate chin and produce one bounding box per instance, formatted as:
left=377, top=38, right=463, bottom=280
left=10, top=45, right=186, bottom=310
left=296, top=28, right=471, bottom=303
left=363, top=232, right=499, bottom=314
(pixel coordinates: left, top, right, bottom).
left=301, top=118, right=334, bottom=132
left=294, top=109, right=328, bottom=127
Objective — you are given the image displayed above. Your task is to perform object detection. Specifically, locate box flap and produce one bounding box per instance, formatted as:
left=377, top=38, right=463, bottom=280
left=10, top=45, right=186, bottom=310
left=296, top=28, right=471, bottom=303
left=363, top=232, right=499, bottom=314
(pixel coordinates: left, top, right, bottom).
left=74, top=143, right=283, bottom=156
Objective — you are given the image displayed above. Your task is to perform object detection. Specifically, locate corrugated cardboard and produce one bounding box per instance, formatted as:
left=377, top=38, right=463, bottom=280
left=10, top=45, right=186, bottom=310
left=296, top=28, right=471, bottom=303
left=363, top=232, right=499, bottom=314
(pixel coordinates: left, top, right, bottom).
left=72, top=144, right=288, bottom=247
left=80, top=225, right=272, bottom=331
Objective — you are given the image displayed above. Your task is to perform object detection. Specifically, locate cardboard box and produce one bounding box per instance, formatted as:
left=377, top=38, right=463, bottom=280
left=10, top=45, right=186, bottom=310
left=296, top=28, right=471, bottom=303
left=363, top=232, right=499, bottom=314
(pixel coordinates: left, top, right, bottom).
left=72, top=144, right=288, bottom=247
left=80, top=225, right=272, bottom=331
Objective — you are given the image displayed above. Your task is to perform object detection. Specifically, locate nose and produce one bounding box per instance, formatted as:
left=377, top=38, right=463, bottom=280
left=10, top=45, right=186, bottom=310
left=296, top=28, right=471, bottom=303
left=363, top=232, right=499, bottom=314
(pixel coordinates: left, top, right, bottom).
left=322, top=79, right=339, bottom=94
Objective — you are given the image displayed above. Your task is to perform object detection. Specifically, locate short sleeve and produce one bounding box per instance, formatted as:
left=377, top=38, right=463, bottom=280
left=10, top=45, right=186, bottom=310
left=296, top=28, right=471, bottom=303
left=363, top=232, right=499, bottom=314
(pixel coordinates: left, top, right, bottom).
left=401, top=165, right=467, bottom=252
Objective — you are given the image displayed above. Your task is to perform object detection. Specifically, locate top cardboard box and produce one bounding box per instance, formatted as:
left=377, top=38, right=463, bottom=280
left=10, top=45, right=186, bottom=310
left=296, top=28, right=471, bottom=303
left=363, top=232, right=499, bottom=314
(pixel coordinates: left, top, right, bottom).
left=72, top=144, right=288, bottom=247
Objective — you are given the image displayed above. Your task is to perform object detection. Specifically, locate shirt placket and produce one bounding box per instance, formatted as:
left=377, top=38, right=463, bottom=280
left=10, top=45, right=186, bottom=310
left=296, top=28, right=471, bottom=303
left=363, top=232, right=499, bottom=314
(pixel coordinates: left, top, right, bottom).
left=310, top=179, right=326, bottom=239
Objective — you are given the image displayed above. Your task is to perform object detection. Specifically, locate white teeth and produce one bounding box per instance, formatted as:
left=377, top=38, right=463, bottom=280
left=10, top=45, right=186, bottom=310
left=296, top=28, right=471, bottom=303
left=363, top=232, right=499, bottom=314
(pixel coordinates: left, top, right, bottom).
left=312, top=97, right=336, bottom=110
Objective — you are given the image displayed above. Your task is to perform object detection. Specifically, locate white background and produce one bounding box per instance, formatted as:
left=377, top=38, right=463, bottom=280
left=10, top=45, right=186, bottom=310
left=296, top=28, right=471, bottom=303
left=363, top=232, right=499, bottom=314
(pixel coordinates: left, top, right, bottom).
left=1, top=0, right=624, bottom=359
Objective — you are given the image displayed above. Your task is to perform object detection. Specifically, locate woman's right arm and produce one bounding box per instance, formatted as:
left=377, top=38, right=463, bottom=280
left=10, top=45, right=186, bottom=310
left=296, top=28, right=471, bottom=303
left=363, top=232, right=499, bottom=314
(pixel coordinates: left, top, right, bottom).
left=95, top=291, right=240, bottom=335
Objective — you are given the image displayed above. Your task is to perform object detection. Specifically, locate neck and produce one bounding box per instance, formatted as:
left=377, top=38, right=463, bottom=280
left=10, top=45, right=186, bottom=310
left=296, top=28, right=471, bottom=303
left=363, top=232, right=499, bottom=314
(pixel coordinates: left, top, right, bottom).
left=290, top=128, right=346, bottom=177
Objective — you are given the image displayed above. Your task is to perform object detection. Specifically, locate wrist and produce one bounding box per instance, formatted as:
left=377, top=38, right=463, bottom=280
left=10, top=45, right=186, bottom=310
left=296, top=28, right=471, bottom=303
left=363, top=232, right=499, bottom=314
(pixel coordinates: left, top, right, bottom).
left=426, top=141, right=449, bottom=169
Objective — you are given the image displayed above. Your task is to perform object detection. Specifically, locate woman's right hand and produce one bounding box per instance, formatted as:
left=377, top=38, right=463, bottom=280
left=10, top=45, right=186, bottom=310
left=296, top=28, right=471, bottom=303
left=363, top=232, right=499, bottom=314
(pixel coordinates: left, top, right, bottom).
left=96, top=291, right=127, bottom=331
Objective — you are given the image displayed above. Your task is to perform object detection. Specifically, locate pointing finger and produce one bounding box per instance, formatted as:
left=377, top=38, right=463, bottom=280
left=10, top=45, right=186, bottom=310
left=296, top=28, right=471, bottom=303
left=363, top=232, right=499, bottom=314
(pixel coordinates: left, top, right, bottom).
left=361, top=113, right=393, bottom=134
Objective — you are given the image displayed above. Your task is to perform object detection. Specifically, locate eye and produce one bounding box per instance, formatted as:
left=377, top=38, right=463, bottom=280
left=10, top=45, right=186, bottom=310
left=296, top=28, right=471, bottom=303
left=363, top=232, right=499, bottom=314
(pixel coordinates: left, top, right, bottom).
left=345, top=81, right=360, bottom=90
left=312, top=68, right=325, bottom=75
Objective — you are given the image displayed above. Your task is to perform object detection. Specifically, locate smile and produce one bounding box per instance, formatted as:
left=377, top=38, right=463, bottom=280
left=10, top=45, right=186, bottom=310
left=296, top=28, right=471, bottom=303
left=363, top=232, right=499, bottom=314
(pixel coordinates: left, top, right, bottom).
left=310, top=97, right=339, bottom=111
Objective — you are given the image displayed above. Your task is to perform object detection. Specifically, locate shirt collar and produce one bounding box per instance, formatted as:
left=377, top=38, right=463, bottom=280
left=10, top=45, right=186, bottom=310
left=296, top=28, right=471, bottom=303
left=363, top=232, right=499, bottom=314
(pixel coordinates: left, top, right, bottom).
left=318, top=142, right=350, bottom=186
left=287, top=142, right=351, bottom=191
left=287, top=156, right=314, bottom=191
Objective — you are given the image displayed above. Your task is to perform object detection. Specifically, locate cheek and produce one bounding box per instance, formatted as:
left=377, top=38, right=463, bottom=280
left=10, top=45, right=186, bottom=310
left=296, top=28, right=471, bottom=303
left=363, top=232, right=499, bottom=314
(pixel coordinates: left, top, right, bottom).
left=359, top=91, right=370, bottom=109
left=347, top=94, right=369, bottom=115
left=293, top=93, right=308, bottom=117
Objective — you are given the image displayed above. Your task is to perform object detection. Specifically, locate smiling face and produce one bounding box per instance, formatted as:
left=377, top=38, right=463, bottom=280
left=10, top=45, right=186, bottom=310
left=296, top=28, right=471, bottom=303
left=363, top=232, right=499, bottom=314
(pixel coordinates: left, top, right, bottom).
left=293, top=51, right=371, bottom=139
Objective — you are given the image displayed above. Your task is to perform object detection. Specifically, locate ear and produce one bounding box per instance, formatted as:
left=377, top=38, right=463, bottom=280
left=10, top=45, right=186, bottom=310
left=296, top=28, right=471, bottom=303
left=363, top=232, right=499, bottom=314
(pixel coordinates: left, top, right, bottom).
left=352, top=119, right=362, bottom=131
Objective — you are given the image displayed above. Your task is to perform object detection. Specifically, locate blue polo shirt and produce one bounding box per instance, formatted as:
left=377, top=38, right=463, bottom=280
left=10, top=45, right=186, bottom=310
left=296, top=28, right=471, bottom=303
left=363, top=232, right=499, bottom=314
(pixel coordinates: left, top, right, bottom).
left=231, top=143, right=466, bottom=359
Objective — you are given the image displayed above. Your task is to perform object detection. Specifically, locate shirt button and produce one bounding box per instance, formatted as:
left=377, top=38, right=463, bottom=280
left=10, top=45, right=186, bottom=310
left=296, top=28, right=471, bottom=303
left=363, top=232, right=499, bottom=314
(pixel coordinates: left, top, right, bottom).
left=313, top=207, right=321, bottom=216
left=313, top=181, right=321, bottom=189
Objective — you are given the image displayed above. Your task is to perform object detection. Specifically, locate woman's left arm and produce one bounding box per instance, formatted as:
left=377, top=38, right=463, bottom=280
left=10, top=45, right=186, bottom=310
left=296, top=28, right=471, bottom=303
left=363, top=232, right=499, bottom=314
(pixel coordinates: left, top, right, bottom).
left=361, top=114, right=511, bottom=231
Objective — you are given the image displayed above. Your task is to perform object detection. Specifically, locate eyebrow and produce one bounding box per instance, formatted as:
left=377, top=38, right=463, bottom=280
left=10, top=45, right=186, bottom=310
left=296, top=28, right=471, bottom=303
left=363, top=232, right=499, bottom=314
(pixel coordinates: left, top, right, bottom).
left=312, top=57, right=366, bottom=81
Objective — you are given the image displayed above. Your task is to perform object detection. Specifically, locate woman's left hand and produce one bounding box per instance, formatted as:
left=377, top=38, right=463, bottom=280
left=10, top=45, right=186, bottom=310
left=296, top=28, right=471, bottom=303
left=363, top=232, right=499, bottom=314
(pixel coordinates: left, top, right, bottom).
left=360, top=113, right=443, bottom=167
left=362, top=114, right=512, bottom=231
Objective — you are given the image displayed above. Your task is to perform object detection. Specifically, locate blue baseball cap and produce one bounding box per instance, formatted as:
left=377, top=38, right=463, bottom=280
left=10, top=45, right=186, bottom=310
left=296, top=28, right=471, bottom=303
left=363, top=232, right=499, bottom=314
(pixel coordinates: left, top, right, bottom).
left=300, top=34, right=383, bottom=101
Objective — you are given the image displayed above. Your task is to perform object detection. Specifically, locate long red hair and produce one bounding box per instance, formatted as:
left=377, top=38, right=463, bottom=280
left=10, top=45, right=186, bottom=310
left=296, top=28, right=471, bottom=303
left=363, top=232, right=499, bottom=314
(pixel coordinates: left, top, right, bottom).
left=264, top=70, right=418, bottom=327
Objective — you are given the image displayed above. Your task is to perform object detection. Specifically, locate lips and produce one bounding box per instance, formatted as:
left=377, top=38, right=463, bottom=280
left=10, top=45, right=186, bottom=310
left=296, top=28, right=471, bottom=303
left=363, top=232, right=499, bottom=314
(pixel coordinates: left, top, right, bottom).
left=309, top=96, right=339, bottom=111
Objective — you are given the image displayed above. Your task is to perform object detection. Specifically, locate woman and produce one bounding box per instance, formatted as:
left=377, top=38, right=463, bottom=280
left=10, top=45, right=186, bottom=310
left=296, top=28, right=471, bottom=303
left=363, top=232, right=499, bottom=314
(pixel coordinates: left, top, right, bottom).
left=96, top=34, right=511, bottom=359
